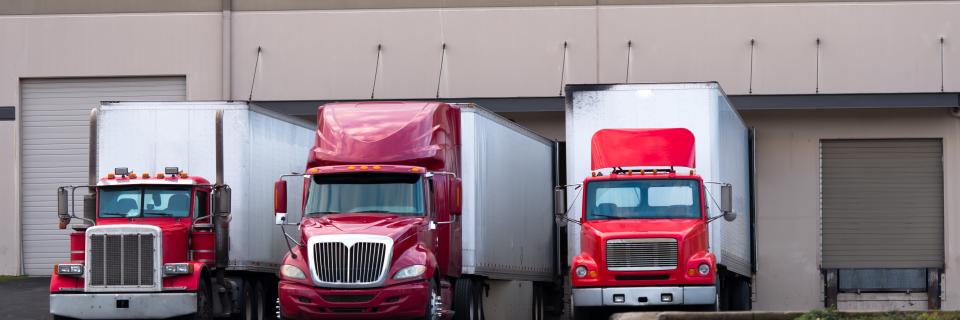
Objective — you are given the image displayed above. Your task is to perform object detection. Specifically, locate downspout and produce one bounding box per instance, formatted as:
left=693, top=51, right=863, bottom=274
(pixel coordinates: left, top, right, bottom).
left=222, top=0, right=232, bottom=100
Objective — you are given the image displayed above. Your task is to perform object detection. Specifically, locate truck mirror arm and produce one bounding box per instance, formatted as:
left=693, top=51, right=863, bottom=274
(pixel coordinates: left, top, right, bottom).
left=59, top=185, right=98, bottom=227
left=279, top=222, right=301, bottom=258
left=554, top=184, right=583, bottom=226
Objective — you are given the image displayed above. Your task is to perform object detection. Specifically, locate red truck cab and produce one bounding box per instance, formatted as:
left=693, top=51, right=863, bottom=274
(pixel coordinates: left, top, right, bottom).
left=275, top=102, right=462, bottom=320
left=50, top=167, right=223, bottom=320
left=569, top=129, right=734, bottom=316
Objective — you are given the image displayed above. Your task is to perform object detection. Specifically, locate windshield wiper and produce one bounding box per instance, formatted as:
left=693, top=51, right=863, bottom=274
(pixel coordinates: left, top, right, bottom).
left=99, top=212, right=130, bottom=217
left=590, top=214, right=631, bottom=220
left=307, top=211, right=339, bottom=215
left=143, top=211, right=175, bottom=216
left=350, top=210, right=394, bottom=213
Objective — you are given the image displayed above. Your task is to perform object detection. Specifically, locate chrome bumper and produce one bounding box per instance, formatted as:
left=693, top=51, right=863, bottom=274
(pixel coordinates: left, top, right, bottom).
left=50, top=292, right=197, bottom=319
left=572, top=286, right=716, bottom=306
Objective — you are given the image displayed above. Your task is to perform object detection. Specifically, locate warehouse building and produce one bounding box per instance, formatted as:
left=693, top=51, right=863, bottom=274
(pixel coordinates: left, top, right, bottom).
left=1, top=0, right=959, bottom=312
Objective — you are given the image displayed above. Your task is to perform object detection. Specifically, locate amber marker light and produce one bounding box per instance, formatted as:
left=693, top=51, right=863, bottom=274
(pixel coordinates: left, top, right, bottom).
left=128, top=173, right=137, bottom=179
left=156, top=173, right=165, bottom=179
left=106, top=173, right=116, bottom=179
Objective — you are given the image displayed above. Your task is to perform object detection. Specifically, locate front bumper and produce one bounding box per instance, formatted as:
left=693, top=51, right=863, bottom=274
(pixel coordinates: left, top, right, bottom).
left=573, top=286, right=716, bottom=307
left=50, top=292, right=197, bottom=319
left=279, top=280, right=429, bottom=320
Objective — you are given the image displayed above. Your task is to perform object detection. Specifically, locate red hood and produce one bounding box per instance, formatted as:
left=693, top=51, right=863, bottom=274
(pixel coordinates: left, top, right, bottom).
left=300, top=213, right=424, bottom=242
left=583, top=218, right=702, bottom=240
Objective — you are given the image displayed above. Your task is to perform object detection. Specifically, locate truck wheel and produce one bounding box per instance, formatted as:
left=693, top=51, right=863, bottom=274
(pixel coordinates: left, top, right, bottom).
left=255, top=279, right=271, bottom=320
left=424, top=278, right=440, bottom=320
left=454, top=278, right=481, bottom=320
left=194, top=277, right=214, bottom=320
left=237, top=279, right=260, bottom=320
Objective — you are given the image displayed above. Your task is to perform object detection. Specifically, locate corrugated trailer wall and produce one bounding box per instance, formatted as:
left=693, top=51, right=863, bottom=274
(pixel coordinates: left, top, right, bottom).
left=459, top=105, right=555, bottom=281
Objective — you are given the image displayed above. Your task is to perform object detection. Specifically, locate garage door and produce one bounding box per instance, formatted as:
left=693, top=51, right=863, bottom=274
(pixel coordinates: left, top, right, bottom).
left=820, top=139, right=944, bottom=269
left=20, top=77, right=185, bottom=275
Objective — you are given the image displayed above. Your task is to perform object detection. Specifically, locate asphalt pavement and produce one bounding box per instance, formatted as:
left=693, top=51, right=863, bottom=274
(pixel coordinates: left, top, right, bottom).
left=0, top=277, right=51, bottom=320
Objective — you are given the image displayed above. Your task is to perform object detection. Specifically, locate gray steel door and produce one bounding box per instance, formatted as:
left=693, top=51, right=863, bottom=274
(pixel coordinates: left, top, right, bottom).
left=820, top=139, right=944, bottom=269
left=20, top=77, right=185, bottom=275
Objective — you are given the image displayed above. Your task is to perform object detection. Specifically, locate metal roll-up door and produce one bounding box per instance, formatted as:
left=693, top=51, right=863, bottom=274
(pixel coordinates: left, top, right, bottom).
left=820, top=139, right=944, bottom=269
left=20, top=77, right=185, bottom=275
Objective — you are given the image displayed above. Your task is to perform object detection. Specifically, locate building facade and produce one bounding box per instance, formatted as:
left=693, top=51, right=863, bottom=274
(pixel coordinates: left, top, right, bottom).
left=1, top=0, right=959, bottom=312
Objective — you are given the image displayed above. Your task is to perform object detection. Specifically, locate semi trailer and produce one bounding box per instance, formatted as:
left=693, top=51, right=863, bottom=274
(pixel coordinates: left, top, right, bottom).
left=560, top=83, right=755, bottom=317
left=49, top=102, right=313, bottom=319
left=273, top=102, right=561, bottom=320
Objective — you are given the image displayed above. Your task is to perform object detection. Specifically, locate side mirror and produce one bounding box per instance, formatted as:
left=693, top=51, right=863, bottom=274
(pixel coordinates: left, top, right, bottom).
left=57, top=188, right=69, bottom=218
left=553, top=188, right=566, bottom=216
left=215, top=186, right=232, bottom=214
left=450, top=179, right=462, bottom=216
left=274, top=180, right=288, bottom=215
left=721, top=184, right=736, bottom=222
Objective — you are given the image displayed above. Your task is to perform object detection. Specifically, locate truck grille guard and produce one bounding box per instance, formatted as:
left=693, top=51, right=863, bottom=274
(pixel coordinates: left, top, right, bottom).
left=306, top=235, right=393, bottom=288
left=605, top=238, right=679, bottom=272
left=84, top=225, right=163, bottom=292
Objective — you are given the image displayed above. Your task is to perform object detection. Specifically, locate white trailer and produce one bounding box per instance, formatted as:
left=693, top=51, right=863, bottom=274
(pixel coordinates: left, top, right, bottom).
left=99, top=102, right=314, bottom=271
left=563, top=83, right=753, bottom=278
left=458, top=105, right=558, bottom=319
left=459, top=105, right=557, bottom=282
left=92, top=101, right=313, bottom=318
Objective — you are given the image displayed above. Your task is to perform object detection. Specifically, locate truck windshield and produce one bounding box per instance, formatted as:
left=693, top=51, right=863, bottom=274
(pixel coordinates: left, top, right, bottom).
left=98, top=186, right=192, bottom=218
left=306, top=172, right=425, bottom=216
left=585, top=179, right=701, bottom=220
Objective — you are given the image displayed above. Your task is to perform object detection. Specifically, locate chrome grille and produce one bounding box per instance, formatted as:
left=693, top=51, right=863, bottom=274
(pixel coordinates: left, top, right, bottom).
left=605, top=238, right=678, bottom=271
left=307, top=235, right=393, bottom=287
left=87, top=231, right=157, bottom=289
left=313, top=242, right=387, bottom=283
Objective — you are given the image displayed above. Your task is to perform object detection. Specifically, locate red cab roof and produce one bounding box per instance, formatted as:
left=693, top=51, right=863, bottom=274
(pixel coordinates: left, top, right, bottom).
left=591, top=128, right=696, bottom=170
left=309, top=102, right=461, bottom=173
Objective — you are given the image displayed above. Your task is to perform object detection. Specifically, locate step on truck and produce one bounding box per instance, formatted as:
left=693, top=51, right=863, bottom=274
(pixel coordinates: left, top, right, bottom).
left=559, top=83, right=755, bottom=317
left=273, top=102, right=563, bottom=320
left=50, top=102, right=314, bottom=319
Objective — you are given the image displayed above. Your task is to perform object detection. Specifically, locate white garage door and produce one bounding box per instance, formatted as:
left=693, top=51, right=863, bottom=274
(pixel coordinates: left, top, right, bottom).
left=20, top=77, right=185, bottom=275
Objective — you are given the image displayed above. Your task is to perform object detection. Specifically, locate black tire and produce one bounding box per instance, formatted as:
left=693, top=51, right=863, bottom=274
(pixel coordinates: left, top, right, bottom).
left=234, top=279, right=259, bottom=320
left=255, top=279, right=272, bottom=320
left=423, top=278, right=440, bottom=320
left=731, top=277, right=752, bottom=311
left=453, top=278, right=485, bottom=320
left=194, top=276, right=214, bottom=320
left=51, top=315, right=71, bottom=320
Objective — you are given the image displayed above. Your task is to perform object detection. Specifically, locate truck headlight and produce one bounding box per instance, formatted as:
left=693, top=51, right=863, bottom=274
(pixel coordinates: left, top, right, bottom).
left=163, top=263, right=193, bottom=276
left=393, top=265, right=426, bottom=280
left=698, top=263, right=710, bottom=276
left=575, top=266, right=588, bottom=278
left=280, top=265, right=306, bottom=280
left=56, top=264, right=83, bottom=276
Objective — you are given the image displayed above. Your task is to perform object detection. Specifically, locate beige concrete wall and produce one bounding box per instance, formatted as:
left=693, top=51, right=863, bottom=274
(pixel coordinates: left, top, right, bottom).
left=0, top=121, right=18, bottom=275
left=230, top=2, right=960, bottom=100
left=741, top=108, right=960, bottom=310
left=0, top=13, right=223, bottom=274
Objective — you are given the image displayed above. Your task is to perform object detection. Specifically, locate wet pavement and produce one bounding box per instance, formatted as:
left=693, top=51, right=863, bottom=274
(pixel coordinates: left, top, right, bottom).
left=0, top=277, right=51, bottom=320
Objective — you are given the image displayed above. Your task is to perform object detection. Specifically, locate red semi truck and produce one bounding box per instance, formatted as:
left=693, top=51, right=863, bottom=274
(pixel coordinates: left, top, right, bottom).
left=49, top=102, right=313, bottom=319
left=561, top=83, right=755, bottom=317
left=273, top=102, right=561, bottom=320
